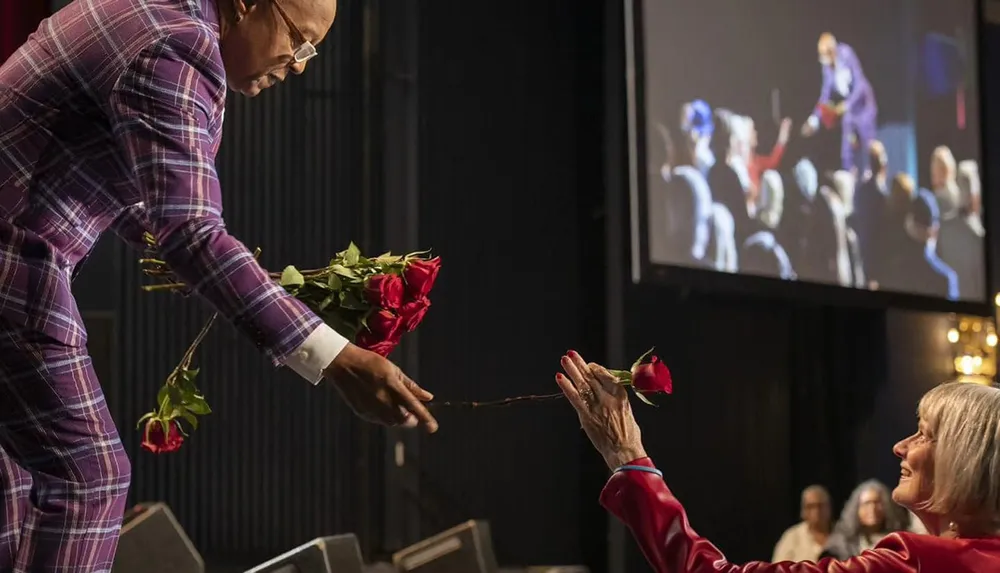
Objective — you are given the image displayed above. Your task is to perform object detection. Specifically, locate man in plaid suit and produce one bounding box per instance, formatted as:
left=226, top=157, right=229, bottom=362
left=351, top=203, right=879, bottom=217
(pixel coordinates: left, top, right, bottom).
left=0, top=0, right=438, bottom=570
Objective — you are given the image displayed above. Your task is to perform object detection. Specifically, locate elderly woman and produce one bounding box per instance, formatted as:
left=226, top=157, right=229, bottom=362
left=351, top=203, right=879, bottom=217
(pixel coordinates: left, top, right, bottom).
left=555, top=351, right=1000, bottom=572
left=820, top=480, right=911, bottom=559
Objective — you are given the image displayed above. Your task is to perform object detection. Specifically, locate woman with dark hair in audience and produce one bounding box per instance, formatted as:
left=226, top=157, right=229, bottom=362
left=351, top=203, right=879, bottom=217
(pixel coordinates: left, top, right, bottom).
left=707, top=110, right=754, bottom=247
left=820, top=480, right=911, bottom=560
left=555, top=350, right=1000, bottom=572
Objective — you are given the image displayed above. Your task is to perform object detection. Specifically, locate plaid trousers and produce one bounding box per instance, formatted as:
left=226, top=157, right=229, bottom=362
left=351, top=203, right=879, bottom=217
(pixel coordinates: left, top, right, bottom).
left=0, top=320, right=131, bottom=572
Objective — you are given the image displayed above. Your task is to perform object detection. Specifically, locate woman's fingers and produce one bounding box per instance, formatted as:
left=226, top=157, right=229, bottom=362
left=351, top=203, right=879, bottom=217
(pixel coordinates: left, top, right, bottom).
left=560, top=354, right=591, bottom=394
left=567, top=351, right=604, bottom=394
left=555, top=373, right=587, bottom=412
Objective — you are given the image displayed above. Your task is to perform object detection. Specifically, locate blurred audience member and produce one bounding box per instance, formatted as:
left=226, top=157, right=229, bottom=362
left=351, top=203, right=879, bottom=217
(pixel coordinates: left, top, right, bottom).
left=772, top=485, right=832, bottom=563
left=851, top=141, right=890, bottom=288
left=680, top=100, right=716, bottom=175
left=821, top=480, right=910, bottom=559
left=708, top=110, right=755, bottom=246
left=742, top=231, right=795, bottom=280
left=929, top=146, right=960, bottom=221
left=747, top=117, right=792, bottom=201
left=938, top=160, right=985, bottom=300
left=884, top=174, right=957, bottom=299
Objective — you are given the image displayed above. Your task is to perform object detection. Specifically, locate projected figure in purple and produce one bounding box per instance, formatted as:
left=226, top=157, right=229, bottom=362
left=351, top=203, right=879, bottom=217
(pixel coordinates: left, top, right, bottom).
left=800, top=33, right=878, bottom=177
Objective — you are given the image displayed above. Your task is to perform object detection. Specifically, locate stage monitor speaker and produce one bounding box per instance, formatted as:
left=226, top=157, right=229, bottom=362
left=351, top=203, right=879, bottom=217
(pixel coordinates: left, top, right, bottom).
left=392, top=520, right=498, bottom=573
left=245, top=534, right=364, bottom=573
left=112, top=502, right=204, bottom=573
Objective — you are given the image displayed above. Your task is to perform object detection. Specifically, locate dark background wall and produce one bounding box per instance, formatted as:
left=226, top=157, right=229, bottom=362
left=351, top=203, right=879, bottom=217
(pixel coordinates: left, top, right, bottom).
left=11, top=0, right=997, bottom=571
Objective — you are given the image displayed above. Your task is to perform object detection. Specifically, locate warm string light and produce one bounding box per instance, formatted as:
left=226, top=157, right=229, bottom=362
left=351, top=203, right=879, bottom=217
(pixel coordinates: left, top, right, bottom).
left=948, top=311, right=998, bottom=384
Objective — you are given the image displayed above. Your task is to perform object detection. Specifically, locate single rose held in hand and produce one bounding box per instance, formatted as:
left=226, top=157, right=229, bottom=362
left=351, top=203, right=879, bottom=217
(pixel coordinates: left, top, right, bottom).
left=135, top=241, right=440, bottom=452
left=606, top=349, right=673, bottom=405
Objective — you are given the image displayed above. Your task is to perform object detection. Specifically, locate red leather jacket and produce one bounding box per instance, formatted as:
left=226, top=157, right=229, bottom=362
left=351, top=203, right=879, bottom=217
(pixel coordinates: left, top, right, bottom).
left=600, top=458, right=1000, bottom=572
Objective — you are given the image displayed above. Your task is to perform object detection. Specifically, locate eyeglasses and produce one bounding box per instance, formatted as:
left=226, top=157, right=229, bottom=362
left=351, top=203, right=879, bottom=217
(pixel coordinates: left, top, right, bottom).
left=271, top=0, right=318, bottom=64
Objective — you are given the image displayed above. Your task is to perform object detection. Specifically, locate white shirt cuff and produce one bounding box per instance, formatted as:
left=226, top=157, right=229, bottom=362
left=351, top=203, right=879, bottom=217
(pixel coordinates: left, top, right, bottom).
left=807, top=115, right=820, bottom=129
left=282, top=323, right=350, bottom=384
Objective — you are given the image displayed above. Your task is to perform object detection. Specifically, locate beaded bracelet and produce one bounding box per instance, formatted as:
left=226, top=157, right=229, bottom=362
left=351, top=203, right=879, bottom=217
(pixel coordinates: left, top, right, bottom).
left=614, top=464, right=663, bottom=478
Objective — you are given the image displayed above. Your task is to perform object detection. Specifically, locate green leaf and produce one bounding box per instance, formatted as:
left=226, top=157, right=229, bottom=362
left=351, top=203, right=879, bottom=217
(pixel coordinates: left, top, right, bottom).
left=331, top=264, right=358, bottom=279
left=327, top=273, right=342, bottom=290
left=344, top=243, right=361, bottom=266
left=160, top=418, right=171, bottom=437
left=136, top=412, right=157, bottom=429
left=156, top=385, right=169, bottom=406
left=167, top=387, right=183, bottom=408
left=318, top=293, right=337, bottom=311
left=186, top=395, right=212, bottom=415
left=630, top=347, right=656, bottom=373
left=280, top=266, right=305, bottom=287
left=632, top=389, right=658, bottom=407
left=181, top=411, right=199, bottom=430
left=307, top=280, right=332, bottom=291
left=606, top=369, right=632, bottom=384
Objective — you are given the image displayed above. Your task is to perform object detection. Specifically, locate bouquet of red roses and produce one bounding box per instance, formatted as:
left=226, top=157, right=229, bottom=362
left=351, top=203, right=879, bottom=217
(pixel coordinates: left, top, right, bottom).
left=136, top=240, right=440, bottom=453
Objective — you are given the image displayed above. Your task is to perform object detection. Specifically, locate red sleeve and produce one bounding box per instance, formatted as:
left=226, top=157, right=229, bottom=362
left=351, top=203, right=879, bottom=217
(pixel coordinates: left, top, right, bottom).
left=754, top=143, right=786, bottom=173
left=599, top=460, right=918, bottom=573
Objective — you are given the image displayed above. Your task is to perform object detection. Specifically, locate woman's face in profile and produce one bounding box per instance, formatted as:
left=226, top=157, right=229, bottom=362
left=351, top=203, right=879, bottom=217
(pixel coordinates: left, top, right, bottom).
left=858, top=487, right=885, bottom=529
left=892, top=419, right=935, bottom=510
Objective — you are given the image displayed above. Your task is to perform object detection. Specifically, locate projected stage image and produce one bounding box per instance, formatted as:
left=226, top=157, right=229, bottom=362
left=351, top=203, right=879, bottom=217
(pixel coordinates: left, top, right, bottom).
left=635, top=0, right=985, bottom=302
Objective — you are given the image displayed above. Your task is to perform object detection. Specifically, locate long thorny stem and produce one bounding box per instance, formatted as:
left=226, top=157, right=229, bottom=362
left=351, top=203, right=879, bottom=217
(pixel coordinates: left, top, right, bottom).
left=429, top=393, right=565, bottom=408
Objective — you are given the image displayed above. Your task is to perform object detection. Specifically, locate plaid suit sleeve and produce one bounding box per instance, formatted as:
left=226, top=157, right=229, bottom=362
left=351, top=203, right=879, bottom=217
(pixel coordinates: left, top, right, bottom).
left=108, top=29, right=326, bottom=366
left=109, top=203, right=150, bottom=254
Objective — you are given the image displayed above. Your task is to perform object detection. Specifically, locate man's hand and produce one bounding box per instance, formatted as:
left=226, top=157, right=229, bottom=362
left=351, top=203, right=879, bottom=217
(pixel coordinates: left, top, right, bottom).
left=801, top=121, right=816, bottom=137
left=324, top=343, right=438, bottom=433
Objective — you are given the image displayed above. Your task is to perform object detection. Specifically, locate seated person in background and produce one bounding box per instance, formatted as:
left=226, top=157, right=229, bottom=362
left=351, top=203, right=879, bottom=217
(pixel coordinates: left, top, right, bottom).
left=742, top=170, right=795, bottom=279
left=708, top=110, right=755, bottom=247
left=851, top=141, right=891, bottom=289
left=708, top=203, right=739, bottom=273
left=782, top=158, right=829, bottom=280
left=555, top=351, right=1000, bottom=572
left=772, top=485, right=832, bottom=563
left=757, top=169, right=785, bottom=232
left=929, top=146, right=961, bottom=222
left=741, top=231, right=796, bottom=280
left=680, top=100, right=716, bottom=175
left=820, top=479, right=911, bottom=560
left=883, top=174, right=957, bottom=299
left=937, top=160, right=985, bottom=300
left=664, top=161, right=715, bottom=269
left=652, top=122, right=734, bottom=272
left=815, top=175, right=862, bottom=288
left=829, top=170, right=865, bottom=287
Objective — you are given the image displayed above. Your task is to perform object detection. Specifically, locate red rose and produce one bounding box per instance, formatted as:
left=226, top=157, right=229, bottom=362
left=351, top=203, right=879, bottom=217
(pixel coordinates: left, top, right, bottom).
left=631, top=355, right=672, bottom=395
left=141, top=419, right=184, bottom=454
left=365, top=274, right=405, bottom=310
left=403, top=257, right=441, bottom=298
left=356, top=329, right=399, bottom=357
left=367, top=309, right=404, bottom=341
left=399, top=297, right=431, bottom=332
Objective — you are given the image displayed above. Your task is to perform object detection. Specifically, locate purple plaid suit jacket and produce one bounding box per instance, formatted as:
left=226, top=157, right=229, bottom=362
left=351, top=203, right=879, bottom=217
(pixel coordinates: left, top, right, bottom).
left=0, top=0, right=321, bottom=361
